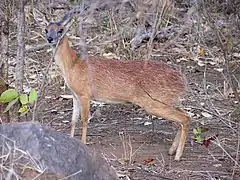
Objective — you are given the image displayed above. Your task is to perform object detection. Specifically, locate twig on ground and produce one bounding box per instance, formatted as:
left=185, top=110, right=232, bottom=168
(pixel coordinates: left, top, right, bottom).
left=213, top=137, right=240, bottom=167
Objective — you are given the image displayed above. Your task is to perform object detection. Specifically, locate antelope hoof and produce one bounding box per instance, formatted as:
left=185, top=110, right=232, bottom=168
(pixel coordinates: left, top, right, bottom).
left=168, top=147, right=177, bottom=156
left=174, top=155, right=181, bottom=161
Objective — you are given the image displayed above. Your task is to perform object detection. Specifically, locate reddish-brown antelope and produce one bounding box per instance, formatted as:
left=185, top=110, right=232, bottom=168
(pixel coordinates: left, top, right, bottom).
left=34, top=10, right=190, bottom=160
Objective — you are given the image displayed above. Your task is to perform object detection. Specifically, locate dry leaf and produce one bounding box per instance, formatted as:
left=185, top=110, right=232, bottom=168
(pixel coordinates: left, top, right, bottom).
left=60, top=94, right=73, bottom=99
left=144, top=121, right=152, bottom=126
left=29, top=74, right=37, bottom=79
left=197, top=61, right=205, bottom=67
left=91, top=101, right=106, bottom=107
left=198, top=48, right=205, bottom=56
left=118, top=158, right=129, bottom=165
left=214, top=68, right=223, bottom=72
left=176, top=57, right=188, bottom=62
left=102, top=52, right=120, bottom=59
left=213, top=164, right=222, bottom=168
left=209, top=61, right=216, bottom=65
left=62, top=120, right=70, bottom=123
left=187, top=112, right=195, bottom=117
left=143, top=158, right=154, bottom=165
left=233, top=53, right=240, bottom=58
left=201, top=112, right=213, bottom=118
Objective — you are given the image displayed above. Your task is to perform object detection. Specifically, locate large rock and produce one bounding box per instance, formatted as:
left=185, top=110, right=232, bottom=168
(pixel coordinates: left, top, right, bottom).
left=0, top=122, right=119, bottom=180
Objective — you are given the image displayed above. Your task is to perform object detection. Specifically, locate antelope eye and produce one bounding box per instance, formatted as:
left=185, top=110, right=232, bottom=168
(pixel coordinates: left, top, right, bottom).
left=58, top=28, right=63, bottom=34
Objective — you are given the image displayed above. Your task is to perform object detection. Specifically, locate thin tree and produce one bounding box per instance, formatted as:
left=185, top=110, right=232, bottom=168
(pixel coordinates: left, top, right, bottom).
left=0, top=0, right=12, bottom=123
left=15, top=0, right=26, bottom=94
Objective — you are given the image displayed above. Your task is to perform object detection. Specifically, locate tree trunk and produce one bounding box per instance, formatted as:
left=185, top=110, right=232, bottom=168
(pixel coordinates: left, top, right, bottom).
left=13, top=0, right=26, bottom=121
left=0, top=10, right=10, bottom=123
left=15, top=0, right=25, bottom=94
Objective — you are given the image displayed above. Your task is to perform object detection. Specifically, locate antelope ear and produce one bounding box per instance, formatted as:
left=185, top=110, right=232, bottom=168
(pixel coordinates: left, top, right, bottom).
left=33, top=8, right=49, bottom=28
left=59, top=12, right=72, bottom=26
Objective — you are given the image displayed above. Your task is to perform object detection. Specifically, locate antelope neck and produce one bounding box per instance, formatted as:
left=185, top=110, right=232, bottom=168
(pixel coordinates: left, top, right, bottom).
left=54, top=36, right=78, bottom=74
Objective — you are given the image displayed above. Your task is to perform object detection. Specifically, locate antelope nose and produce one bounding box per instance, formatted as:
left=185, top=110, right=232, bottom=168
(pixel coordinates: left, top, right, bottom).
left=47, top=37, right=53, bottom=43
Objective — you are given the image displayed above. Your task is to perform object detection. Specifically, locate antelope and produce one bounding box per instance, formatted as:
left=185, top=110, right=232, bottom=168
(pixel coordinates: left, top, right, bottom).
left=34, top=10, right=190, bottom=161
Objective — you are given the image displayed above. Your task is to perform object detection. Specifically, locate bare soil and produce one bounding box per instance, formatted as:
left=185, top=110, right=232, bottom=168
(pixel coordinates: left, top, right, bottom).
left=4, top=0, right=240, bottom=179
left=32, top=1, right=239, bottom=179
left=36, top=71, right=239, bottom=180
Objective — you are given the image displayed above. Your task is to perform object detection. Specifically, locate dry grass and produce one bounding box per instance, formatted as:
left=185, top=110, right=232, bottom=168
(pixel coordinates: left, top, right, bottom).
left=0, top=134, right=46, bottom=180
left=0, top=0, right=240, bottom=179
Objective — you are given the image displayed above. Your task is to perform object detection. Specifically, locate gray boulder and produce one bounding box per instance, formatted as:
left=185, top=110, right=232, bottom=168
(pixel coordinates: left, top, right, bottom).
left=0, top=122, right=119, bottom=180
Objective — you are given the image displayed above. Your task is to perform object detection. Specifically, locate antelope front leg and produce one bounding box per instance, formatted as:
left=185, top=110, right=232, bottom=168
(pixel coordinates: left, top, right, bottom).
left=70, top=94, right=80, bottom=137
left=79, top=97, right=90, bottom=144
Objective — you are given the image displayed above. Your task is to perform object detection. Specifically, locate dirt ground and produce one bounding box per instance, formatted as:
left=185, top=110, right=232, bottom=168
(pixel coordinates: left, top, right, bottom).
left=3, top=0, right=240, bottom=179
left=35, top=67, right=238, bottom=180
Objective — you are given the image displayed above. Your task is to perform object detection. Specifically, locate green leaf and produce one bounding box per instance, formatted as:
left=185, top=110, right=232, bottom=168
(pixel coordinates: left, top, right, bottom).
left=195, top=136, right=203, bottom=143
left=18, top=105, right=29, bottom=113
left=29, top=89, right=37, bottom=104
left=193, top=128, right=199, bottom=135
left=0, top=89, right=19, bottom=103
left=227, top=39, right=233, bottom=52
left=3, top=97, right=19, bottom=113
left=19, top=94, right=28, bottom=105
left=20, top=109, right=29, bottom=116
left=19, top=105, right=29, bottom=116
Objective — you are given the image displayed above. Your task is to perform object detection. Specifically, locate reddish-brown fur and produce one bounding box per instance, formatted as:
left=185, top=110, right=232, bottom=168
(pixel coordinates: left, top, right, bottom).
left=60, top=37, right=186, bottom=105
left=57, top=36, right=190, bottom=161
left=34, top=10, right=190, bottom=160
